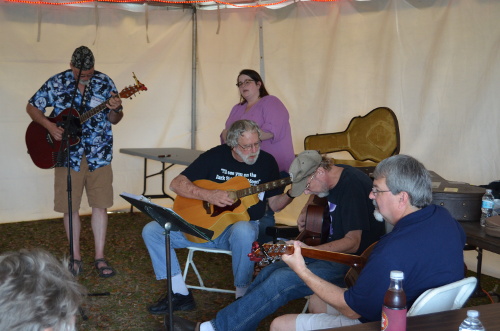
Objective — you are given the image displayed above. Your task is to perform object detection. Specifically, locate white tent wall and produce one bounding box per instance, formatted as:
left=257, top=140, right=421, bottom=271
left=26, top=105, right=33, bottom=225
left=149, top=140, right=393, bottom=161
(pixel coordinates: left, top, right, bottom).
left=1, top=0, right=499, bottom=277
left=0, top=3, right=194, bottom=222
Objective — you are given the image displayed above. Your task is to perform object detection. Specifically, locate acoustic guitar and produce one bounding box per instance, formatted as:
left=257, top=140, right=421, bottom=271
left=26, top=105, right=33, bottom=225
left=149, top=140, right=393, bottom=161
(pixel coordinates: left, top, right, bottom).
left=248, top=241, right=377, bottom=287
left=173, top=176, right=291, bottom=243
left=25, top=75, right=147, bottom=169
left=296, top=197, right=330, bottom=246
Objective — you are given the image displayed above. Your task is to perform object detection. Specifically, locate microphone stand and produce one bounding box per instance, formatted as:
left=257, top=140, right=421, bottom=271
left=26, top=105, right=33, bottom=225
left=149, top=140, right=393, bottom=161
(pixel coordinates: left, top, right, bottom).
left=58, top=58, right=84, bottom=277
left=57, top=61, right=88, bottom=320
left=58, top=56, right=109, bottom=321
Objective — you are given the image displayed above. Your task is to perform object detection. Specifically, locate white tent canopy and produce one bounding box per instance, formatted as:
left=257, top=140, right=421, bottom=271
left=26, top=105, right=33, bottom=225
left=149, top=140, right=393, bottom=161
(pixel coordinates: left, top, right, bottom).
left=1, top=0, right=499, bottom=275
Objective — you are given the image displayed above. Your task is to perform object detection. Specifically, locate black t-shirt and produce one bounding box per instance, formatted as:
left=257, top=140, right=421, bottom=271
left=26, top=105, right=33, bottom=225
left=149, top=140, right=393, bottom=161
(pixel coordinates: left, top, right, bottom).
left=327, top=165, right=385, bottom=255
left=181, top=145, right=283, bottom=220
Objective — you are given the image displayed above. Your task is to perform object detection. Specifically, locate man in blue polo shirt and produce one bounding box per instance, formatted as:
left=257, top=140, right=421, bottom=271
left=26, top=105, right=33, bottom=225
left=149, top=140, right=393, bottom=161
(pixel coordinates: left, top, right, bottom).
left=270, top=154, right=466, bottom=330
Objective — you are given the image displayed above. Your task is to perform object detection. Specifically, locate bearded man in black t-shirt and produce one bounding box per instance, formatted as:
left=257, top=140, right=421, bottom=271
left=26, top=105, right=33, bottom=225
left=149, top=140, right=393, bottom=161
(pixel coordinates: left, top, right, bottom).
left=142, top=120, right=293, bottom=314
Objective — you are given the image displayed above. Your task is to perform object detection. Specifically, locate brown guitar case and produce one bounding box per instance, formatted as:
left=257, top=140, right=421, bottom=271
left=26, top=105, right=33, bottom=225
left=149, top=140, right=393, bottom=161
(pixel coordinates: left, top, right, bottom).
left=430, top=171, right=485, bottom=222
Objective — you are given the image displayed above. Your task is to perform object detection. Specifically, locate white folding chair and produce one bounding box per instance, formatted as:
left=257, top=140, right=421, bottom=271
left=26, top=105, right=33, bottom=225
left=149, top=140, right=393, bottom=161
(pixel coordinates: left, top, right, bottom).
left=407, top=276, right=477, bottom=316
left=182, top=247, right=235, bottom=294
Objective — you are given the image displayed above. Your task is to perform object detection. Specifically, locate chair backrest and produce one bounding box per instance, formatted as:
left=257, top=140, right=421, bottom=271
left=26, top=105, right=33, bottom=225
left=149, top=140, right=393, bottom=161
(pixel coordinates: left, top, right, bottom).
left=407, top=277, right=477, bottom=316
left=304, top=107, right=400, bottom=163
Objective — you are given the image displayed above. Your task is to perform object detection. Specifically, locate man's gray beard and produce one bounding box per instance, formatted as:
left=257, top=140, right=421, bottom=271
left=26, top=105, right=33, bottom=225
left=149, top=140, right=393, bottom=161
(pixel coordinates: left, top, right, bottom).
left=373, top=209, right=385, bottom=222
left=79, top=79, right=90, bottom=86
left=235, top=148, right=260, bottom=165
left=372, top=199, right=385, bottom=222
left=316, top=191, right=329, bottom=198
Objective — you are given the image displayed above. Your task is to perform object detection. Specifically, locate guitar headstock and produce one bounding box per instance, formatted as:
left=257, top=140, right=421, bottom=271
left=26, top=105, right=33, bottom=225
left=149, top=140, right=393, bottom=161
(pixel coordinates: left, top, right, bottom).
left=119, top=73, right=148, bottom=99
left=248, top=242, right=294, bottom=266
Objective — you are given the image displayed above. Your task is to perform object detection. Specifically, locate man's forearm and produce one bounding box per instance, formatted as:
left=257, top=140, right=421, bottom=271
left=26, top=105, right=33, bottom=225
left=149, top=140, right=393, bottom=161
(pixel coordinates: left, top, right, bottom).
left=26, top=104, right=49, bottom=127
left=268, top=192, right=293, bottom=213
left=314, top=230, right=362, bottom=254
left=170, top=175, right=206, bottom=200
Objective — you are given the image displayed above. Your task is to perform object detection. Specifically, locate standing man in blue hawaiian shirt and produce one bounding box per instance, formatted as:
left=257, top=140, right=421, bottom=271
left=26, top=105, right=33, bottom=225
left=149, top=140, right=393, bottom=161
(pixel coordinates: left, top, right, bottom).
left=26, top=46, right=123, bottom=278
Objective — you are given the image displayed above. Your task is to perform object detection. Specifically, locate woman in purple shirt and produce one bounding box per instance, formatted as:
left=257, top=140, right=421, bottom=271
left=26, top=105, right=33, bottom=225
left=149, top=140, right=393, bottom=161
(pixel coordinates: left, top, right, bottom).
left=221, top=69, right=295, bottom=174
left=221, top=69, right=295, bottom=242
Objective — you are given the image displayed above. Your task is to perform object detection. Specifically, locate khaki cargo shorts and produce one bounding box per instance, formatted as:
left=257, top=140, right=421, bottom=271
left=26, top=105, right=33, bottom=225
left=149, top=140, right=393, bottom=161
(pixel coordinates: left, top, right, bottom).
left=54, top=156, right=113, bottom=213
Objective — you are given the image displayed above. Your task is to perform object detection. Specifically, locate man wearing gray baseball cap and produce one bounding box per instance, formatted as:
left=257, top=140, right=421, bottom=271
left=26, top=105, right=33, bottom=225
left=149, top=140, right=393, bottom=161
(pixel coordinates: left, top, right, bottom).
left=175, top=150, right=386, bottom=331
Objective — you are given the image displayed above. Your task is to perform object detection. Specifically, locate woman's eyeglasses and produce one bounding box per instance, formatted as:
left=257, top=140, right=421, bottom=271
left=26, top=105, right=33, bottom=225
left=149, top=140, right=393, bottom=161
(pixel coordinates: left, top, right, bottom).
left=236, top=79, right=255, bottom=87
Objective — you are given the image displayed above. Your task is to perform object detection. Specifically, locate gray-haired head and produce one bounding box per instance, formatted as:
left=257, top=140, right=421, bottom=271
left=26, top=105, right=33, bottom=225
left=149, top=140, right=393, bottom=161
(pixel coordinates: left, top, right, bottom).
left=225, top=120, right=262, bottom=148
left=0, top=249, right=86, bottom=331
left=70, top=46, right=95, bottom=70
left=373, top=154, right=432, bottom=208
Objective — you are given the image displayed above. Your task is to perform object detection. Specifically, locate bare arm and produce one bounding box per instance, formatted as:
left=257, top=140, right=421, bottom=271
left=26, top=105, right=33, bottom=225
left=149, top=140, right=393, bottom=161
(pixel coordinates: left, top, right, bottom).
left=26, top=103, right=64, bottom=141
left=314, top=230, right=361, bottom=254
left=267, top=192, right=294, bottom=213
left=106, top=92, right=123, bottom=125
left=282, top=241, right=361, bottom=319
left=169, top=174, right=235, bottom=208
left=260, top=131, right=274, bottom=141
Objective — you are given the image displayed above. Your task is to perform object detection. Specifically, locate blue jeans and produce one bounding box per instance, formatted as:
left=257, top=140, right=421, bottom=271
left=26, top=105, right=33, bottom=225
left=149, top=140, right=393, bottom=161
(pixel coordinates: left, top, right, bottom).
left=142, top=220, right=259, bottom=288
left=256, top=171, right=289, bottom=243
left=257, top=208, right=276, bottom=243
left=211, top=259, right=350, bottom=331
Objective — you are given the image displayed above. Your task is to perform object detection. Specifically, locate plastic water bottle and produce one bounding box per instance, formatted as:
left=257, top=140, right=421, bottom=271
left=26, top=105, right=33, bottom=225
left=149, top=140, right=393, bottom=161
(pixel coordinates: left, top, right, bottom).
left=458, top=310, right=485, bottom=331
left=381, top=270, right=406, bottom=331
left=480, top=189, right=494, bottom=227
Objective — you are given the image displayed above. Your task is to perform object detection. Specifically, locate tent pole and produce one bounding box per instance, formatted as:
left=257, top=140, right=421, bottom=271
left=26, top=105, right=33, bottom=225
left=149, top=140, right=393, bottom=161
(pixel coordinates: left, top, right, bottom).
left=258, top=8, right=265, bottom=81
left=191, top=6, right=198, bottom=150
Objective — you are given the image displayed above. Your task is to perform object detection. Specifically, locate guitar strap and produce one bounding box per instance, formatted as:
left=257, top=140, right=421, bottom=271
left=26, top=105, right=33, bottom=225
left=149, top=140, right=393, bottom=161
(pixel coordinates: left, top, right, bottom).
left=326, top=202, right=335, bottom=240
left=79, top=84, right=89, bottom=114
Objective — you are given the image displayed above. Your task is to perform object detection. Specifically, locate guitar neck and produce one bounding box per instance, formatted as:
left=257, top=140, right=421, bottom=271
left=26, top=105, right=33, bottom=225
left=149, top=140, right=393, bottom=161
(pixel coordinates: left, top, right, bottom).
left=236, top=177, right=291, bottom=199
left=300, top=247, right=367, bottom=270
left=78, top=84, right=145, bottom=123
left=79, top=102, right=108, bottom=123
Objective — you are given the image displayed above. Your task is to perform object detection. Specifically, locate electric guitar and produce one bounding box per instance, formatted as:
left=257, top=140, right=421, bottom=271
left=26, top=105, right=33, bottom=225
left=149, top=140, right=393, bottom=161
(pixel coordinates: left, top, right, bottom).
left=25, top=75, right=147, bottom=169
left=248, top=241, right=377, bottom=287
left=173, top=176, right=291, bottom=243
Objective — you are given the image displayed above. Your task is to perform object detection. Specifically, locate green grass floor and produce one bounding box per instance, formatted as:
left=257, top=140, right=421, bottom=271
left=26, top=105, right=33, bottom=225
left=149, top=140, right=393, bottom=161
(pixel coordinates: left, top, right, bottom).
left=0, top=212, right=498, bottom=330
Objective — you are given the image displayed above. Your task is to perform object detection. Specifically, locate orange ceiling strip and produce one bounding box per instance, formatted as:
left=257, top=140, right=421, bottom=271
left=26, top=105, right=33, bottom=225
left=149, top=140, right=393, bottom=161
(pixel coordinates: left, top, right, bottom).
left=5, top=0, right=341, bottom=8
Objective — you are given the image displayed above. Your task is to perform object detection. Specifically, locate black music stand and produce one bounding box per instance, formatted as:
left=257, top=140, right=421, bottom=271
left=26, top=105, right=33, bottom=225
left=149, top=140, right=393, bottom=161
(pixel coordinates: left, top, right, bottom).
left=120, top=192, right=213, bottom=331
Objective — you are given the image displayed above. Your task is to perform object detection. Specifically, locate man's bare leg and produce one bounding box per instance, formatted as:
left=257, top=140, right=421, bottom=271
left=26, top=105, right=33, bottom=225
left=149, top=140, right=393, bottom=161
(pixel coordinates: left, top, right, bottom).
left=270, top=314, right=299, bottom=331
left=91, top=207, right=113, bottom=276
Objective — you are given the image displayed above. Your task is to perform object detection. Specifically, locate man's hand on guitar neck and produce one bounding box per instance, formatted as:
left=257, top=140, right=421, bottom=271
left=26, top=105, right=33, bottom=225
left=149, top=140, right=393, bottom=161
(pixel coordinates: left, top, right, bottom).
left=106, top=92, right=123, bottom=124
left=281, top=241, right=308, bottom=275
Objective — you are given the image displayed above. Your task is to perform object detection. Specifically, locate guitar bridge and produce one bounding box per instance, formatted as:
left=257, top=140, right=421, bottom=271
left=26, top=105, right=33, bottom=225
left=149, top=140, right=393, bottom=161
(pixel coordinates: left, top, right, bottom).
left=202, top=201, right=211, bottom=215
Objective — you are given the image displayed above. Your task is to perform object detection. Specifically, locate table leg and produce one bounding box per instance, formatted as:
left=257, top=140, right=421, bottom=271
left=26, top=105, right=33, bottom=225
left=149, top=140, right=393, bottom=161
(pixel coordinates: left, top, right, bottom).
left=129, top=158, right=176, bottom=213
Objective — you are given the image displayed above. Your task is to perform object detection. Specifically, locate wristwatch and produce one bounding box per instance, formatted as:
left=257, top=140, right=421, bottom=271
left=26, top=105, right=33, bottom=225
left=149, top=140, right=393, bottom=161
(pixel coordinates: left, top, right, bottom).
left=112, top=105, right=123, bottom=113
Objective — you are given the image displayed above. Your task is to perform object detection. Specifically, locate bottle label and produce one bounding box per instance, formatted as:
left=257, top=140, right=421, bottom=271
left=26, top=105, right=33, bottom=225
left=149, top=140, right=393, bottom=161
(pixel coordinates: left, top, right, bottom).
left=482, top=200, right=494, bottom=209
left=381, top=306, right=407, bottom=331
